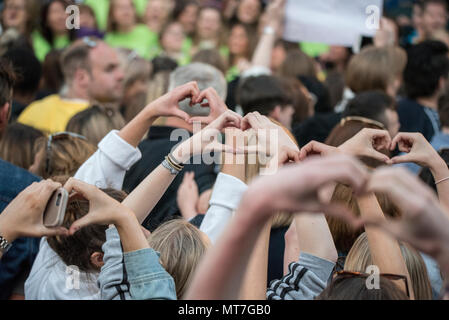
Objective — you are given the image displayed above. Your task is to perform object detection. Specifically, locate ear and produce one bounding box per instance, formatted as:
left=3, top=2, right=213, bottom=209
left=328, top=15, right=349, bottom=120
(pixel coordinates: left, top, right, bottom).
left=90, top=252, right=105, bottom=269
left=268, top=105, right=282, bottom=122
left=439, top=76, right=447, bottom=92
left=75, top=69, right=90, bottom=88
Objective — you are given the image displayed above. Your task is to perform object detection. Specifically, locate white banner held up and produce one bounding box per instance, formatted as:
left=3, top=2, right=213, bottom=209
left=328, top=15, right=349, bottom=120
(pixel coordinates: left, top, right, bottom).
left=283, top=0, right=384, bottom=47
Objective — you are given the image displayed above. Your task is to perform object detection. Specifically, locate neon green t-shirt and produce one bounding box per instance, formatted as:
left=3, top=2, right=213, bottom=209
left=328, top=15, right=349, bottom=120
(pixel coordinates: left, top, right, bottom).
left=300, top=42, right=330, bottom=58
left=85, top=0, right=148, bottom=31
left=105, top=24, right=158, bottom=60
left=31, top=31, right=71, bottom=62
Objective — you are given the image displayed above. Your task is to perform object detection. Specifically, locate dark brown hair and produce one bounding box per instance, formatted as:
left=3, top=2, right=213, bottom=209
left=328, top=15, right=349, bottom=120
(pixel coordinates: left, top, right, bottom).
left=47, top=189, right=127, bottom=272
left=40, top=0, right=76, bottom=46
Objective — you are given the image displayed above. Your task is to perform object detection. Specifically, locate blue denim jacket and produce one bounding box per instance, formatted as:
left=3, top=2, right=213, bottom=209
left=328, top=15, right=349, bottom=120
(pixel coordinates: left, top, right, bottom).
left=0, top=159, right=40, bottom=299
left=124, top=248, right=176, bottom=300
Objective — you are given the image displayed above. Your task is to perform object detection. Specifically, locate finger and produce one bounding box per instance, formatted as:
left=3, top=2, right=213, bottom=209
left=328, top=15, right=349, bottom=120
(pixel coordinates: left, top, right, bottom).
left=299, top=141, right=323, bottom=160
left=68, top=214, right=95, bottom=235
left=188, top=116, right=213, bottom=125
left=41, top=226, right=69, bottom=237
left=366, top=149, right=390, bottom=163
left=390, top=134, right=412, bottom=151
left=372, top=131, right=392, bottom=150
left=171, top=108, right=191, bottom=122
left=39, top=179, right=62, bottom=202
left=63, top=178, right=96, bottom=201
left=388, top=153, right=415, bottom=164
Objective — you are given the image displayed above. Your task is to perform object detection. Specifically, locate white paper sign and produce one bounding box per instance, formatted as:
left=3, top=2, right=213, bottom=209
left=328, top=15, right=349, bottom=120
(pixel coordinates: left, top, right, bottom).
left=283, top=0, right=384, bottom=47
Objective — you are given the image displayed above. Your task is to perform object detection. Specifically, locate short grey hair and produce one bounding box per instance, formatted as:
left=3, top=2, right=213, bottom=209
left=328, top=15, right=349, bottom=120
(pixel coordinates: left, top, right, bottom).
left=168, top=62, right=227, bottom=116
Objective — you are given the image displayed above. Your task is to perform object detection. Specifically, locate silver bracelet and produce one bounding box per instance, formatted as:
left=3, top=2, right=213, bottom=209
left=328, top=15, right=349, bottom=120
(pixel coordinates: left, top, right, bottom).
left=436, top=176, right=449, bottom=185
left=162, top=159, right=181, bottom=175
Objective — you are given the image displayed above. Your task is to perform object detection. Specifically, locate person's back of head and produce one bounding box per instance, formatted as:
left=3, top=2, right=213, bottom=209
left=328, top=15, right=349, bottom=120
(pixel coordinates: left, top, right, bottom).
left=60, top=38, right=97, bottom=88
left=404, top=40, right=449, bottom=100
left=66, top=106, right=124, bottom=146
left=191, top=49, right=228, bottom=75
left=47, top=188, right=127, bottom=272
left=30, top=132, right=97, bottom=179
left=3, top=46, right=42, bottom=102
left=343, top=90, right=399, bottom=137
left=346, top=45, right=407, bottom=97
left=147, top=219, right=210, bottom=298
left=344, top=232, right=432, bottom=300
left=151, top=56, right=178, bottom=76
left=279, top=49, right=316, bottom=79
left=169, top=62, right=227, bottom=116
left=237, top=75, right=291, bottom=116
left=0, top=58, right=15, bottom=138
left=316, top=275, right=409, bottom=300
left=0, top=122, right=44, bottom=170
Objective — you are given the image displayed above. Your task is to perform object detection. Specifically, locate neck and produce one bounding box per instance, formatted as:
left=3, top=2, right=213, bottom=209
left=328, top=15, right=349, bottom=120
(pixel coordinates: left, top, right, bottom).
left=443, top=127, right=449, bottom=135
left=417, top=96, right=439, bottom=110
left=63, top=84, right=89, bottom=101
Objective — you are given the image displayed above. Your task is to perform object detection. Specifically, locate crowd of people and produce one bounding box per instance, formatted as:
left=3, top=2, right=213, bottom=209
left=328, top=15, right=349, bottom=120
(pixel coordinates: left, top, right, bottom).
left=0, top=0, right=449, bottom=301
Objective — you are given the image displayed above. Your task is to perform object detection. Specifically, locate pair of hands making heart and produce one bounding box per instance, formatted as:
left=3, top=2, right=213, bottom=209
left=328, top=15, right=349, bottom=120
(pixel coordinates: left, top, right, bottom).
left=299, top=129, right=445, bottom=172
left=149, top=81, right=228, bottom=125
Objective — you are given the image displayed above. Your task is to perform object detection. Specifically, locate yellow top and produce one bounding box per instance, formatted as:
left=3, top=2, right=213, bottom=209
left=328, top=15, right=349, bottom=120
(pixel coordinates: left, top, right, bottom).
left=18, top=95, right=89, bottom=135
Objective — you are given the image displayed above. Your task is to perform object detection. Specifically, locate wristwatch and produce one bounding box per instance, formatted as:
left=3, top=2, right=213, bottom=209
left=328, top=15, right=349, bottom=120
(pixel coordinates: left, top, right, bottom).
left=0, top=235, right=12, bottom=255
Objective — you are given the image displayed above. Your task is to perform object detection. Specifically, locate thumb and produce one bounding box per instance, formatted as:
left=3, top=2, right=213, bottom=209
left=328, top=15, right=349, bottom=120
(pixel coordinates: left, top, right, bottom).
left=42, top=226, right=69, bottom=237
left=366, top=149, right=390, bottom=163
left=389, top=153, right=414, bottom=165
left=172, top=109, right=191, bottom=122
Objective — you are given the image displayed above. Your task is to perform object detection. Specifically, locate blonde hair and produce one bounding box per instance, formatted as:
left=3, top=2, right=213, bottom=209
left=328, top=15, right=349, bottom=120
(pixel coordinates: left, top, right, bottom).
left=346, top=46, right=407, bottom=94
left=241, top=122, right=298, bottom=228
left=66, top=106, right=125, bottom=145
left=345, top=232, right=432, bottom=300
left=33, top=134, right=97, bottom=179
left=147, top=219, right=209, bottom=298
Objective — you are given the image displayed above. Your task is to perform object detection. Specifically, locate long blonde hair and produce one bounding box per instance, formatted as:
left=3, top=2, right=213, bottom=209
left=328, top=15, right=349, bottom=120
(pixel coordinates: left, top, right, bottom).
left=147, top=219, right=210, bottom=299
left=345, top=232, right=432, bottom=300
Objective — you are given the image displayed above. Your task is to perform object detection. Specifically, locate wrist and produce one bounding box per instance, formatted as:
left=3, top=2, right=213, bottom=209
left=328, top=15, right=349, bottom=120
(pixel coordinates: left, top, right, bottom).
left=430, top=157, right=449, bottom=179
left=0, top=216, right=19, bottom=244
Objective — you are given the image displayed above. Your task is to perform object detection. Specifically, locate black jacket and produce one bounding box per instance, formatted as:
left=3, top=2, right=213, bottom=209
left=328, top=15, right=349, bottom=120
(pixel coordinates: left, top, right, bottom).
left=123, top=126, right=217, bottom=231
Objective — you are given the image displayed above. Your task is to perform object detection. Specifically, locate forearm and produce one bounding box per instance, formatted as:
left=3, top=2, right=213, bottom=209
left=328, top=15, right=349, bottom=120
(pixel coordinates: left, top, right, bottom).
left=118, top=106, right=158, bottom=148
left=251, top=32, right=276, bottom=69
left=186, top=196, right=268, bottom=300
left=429, top=157, right=449, bottom=211
left=357, top=194, right=414, bottom=298
left=122, top=164, right=177, bottom=224
left=239, top=220, right=271, bottom=300
left=294, top=213, right=338, bottom=263
left=114, top=212, right=150, bottom=253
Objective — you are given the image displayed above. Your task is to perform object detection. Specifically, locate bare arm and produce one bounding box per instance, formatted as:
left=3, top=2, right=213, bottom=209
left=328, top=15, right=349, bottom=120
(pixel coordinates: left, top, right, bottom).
left=357, top=194, right=414, bottom=299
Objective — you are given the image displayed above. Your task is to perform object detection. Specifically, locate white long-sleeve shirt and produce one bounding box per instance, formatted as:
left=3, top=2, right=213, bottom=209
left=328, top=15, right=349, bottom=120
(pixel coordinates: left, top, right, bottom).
left=25, top=130, right=141, bottom=300
left=199, top=173, right=248, bottom=244
left=74, top=130, right=142, bottom=189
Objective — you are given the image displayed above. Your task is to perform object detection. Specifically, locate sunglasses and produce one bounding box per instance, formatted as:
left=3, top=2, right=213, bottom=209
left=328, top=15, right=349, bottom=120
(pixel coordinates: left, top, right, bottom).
left=333, top=270, right=410, bottom=298
left=340, top=116, right=386, bottom=131
left=45, top=132, right=87, bottom=176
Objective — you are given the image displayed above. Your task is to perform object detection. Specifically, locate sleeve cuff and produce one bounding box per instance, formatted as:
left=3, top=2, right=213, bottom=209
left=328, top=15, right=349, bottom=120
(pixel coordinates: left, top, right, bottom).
left=298, top=252, right=336, bottom=281
left=98, top=130, right=142, bottom=170
left=209, top=173, right=248, bottom=210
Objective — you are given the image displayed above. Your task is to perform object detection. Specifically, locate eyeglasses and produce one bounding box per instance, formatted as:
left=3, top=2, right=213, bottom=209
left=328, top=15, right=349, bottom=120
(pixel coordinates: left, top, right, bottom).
left=340, top=116, right=386, bottom=130
left=45, top=132, right=87, bottom=176
left=333, top=270, right=410, bottom=298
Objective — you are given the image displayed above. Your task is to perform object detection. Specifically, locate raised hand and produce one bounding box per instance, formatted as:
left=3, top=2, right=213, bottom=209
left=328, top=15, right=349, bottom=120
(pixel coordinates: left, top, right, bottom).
left=63, top=178, right=133, bottom=234
left=148, top=81, right=201, bottom=122
left=338, top=128, right=392, bottom=163
left=0, top=180, right=69, bottom=243
left=172, top=110, right=244, bottom=164
left=362, top=167, right=449, bottom=268
left=241, top=112, right=299, bottom=155
left=299, top=140, right=339, bottom=160
left=188, top=87, right=228, bottom=125
left=177, top=172, right=199, bottom=220
left=244, top=154, right=369, bottom=224
left=389, top=132, right=441, bottom=167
